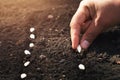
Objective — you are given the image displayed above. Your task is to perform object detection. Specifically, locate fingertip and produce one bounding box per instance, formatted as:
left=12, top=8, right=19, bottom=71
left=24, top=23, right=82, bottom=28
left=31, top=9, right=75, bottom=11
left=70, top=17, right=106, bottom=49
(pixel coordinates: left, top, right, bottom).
left=71, top=36, right=79, bottom=49
left=72, top=40, right=78, bottom=49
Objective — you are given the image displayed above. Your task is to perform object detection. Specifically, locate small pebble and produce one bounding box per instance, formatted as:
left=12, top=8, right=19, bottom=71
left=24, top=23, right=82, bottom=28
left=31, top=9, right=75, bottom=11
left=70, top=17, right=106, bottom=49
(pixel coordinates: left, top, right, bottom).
left=49, top=28, right=52, bottom=31
left=24, top=61, right=30, bottom=67
left=48, top=14, right=54, bottom=19
left=77, top=45, right=81, bottom=53
left=39, top=55, right=46, bottom=60
left=55, top=29, right=58, bottom=32
left=59, top=59, right=65, bottom=63
left=24, top=50, right=31, bottom=55
left=52, top=7, right=55, bottom=10
left=30, top=27, right=35, bottom=32
left=30, top=34, right=35, bottom=39
left=78, top=64, right=85, bottom=70
left=10, top=54, right=13, bottom=57
left=62, top=75, right=66, bottom=78
left=29, top=43, right=34, bottom=48
left=36, top=67, right=41, bottom=71
left=21, top=73, right=27, bottom=79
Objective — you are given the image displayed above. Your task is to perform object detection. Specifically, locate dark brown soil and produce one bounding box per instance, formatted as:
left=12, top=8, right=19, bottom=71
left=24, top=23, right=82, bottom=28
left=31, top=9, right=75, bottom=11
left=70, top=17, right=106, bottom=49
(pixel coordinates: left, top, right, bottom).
left=0, top=0, right=120, bottom=80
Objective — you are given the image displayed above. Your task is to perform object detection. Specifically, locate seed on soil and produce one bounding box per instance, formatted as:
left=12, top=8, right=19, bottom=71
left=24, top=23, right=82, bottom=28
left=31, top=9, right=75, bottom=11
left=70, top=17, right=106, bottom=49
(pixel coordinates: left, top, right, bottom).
left=77, top=45, right=81, bottom=53
left=30, top=27, right=35, bottom=32
left=29, top=43, right=34, bottom=48
left=20, top=73, right=27, bottom=79
left=30, top=34, right=35, bottom=39
left=78, top=64, right=85, bottom=70
left=24, top=50, right=31, bottom=55
left=24, top=61, right=30, bottom=67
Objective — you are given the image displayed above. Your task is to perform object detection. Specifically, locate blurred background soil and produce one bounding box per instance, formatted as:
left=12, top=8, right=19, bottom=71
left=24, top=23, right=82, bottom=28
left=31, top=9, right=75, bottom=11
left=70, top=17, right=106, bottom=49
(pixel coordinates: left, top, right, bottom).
left=0, top=0, right=120, bottom=80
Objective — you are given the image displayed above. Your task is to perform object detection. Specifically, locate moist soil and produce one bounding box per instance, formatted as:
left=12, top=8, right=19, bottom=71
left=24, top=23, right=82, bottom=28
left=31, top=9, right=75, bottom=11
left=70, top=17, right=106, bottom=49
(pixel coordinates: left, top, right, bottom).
left=0, top=0, right=120, bottom=80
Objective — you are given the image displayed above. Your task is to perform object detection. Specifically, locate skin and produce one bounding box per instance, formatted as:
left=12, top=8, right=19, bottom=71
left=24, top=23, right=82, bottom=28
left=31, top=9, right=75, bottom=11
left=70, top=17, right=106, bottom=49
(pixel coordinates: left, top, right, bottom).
left=70, top=0, right=120, bottom=49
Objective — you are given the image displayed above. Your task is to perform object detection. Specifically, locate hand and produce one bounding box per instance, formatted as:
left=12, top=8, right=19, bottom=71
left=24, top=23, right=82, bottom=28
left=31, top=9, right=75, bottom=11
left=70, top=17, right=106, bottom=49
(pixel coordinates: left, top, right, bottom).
left=70, top=0, right=120, bottom=49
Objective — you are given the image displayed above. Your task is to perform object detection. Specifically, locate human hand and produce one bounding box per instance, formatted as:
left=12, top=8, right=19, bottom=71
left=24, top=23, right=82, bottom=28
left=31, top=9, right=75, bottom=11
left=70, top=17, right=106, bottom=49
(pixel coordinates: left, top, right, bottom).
left=70, top=0, right=120, bottom=49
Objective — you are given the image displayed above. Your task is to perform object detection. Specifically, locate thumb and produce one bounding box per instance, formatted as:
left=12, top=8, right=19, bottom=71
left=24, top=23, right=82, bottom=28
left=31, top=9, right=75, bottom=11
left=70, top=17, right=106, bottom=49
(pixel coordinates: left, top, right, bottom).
left=80, top=16, right=104, bottom=49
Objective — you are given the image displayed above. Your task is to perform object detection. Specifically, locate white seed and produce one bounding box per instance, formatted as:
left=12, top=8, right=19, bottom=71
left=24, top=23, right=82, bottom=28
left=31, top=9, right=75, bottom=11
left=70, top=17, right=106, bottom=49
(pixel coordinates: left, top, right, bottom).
left=21, top=73, right=27, bottom=79
left=24, top=61, right=30, bottom=67
left=30, top=27, right=35, bottom=32
left=29, top=43, right=34, bottom=48
left=24, top=50, right=31, bottom=55
left=78, top=64, right=85, bottom=70
left=30, top=34, right=35, bottom=39
left=77, top=45, right=81, bottom=53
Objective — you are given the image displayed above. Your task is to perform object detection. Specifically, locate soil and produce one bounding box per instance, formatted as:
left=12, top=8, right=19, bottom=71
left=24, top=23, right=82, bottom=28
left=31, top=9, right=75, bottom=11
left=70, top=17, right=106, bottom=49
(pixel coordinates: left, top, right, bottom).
left=0, top=0, right=120, bottom=80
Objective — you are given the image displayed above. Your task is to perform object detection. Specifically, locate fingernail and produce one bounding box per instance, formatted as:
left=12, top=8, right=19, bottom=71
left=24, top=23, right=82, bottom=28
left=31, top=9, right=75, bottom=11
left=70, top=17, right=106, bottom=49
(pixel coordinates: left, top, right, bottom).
left=81, top=40, right=90, bottom=49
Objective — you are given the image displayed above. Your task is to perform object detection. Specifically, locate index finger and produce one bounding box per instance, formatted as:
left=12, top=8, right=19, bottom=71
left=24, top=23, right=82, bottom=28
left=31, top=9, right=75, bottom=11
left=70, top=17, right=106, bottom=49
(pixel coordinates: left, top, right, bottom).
left=70, top=1, right=89, bottom=49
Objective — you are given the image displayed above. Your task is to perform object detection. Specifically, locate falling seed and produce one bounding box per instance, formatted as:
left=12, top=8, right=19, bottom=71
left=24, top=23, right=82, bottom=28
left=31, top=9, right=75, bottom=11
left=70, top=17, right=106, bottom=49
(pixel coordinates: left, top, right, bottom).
left=21, top=73, right=27, bottom=79
left=29, top=43, right=34, bottom=48
left=78, top=64, right=85, bottom=70
left=77, top=45, right=81, bottom=53
left=30, top=34, right=35, bottom=39
left=24, top=50, right=31, bottom=55
left=24, top=61, right=30, bottom=67
left=30, top=27, right=35, bottom=32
